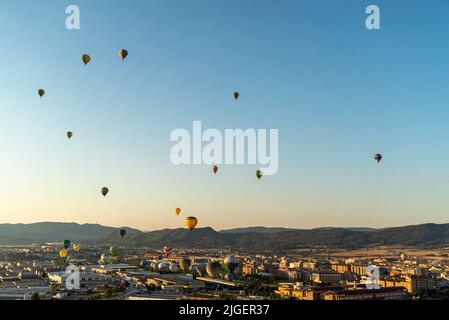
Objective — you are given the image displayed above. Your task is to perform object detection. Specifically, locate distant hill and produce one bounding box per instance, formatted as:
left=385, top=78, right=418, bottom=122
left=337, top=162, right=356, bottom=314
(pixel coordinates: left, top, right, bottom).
left=220, top=227, right=298, bottom=234
left=0, top=222, right=448, bottom=250
left=0, top=222, right=142, bottom=244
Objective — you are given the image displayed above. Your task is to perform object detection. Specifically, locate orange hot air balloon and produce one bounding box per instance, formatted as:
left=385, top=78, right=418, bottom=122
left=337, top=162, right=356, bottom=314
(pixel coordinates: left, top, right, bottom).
left=175, top=208, right=182, bottom=216
left=212, top=165, right=219, bottom=174
left=185, top=217, right=198, bottom=231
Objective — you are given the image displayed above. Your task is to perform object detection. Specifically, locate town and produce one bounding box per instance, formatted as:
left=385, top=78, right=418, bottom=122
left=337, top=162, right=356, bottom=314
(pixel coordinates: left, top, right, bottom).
left=1, top=244, right=448, bottom=300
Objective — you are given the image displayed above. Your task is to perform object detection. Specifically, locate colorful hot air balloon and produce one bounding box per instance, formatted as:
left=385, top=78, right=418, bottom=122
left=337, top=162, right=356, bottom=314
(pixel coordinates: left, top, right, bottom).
left=73, top=243, right=81, bottom=252
left=256, top=170, right=263, bottom=180
left=119, top=49, right=128, bottom=61
left=59, top=249, right=68, bottom=258
left=180, top=258, right=191, bottom=272
left=195, top=262, right=207, bottom=277
left=119, top=229, right=126, bottom=238
left=67, top=131, right=73, bottom=139
left=62, top=240, right=71, bottom=250
left=175, top=208, right=182, bottom=216
left=38, top=89, right=45, bottom=98
left=81, top=54, right=91, bottom=65
left=233, top=92, right=240, bottom=100
left=374, top=154, right=382, bottom=163
left=212, top=165, right=219, bottom=174
left=163, top=246, right=173, bottom=258
left=206, top=261, right=223, bottom=278
left=101, top=187, right=109, bottom=197
left=185, top=217, right=198, bottom=231
left=224, top=255, right=239, bottom=274
left=109, top=246, right=118, bottom=257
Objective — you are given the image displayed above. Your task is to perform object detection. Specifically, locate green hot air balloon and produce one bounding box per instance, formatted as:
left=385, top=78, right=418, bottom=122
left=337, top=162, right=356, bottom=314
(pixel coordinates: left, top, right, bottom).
left=62, top=240, right=71, bottom=250
left=67, top=131, right=73, bottom=139
left=109, top=246, right=118, bottom=257
left=256, top=170, right=263, bottom=180
left=38, top=89, right=45, bottom=98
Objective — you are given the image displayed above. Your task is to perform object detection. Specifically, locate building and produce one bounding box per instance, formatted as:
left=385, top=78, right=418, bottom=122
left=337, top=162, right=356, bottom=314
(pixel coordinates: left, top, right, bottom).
left=323, top=287, right=409, bottom=300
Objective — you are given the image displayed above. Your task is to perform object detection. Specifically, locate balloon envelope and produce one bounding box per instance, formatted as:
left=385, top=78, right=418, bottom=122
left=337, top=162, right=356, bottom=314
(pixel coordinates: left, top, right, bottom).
left=59, top=249, right=68, bottom=258
left=119, top=49, right=128, bottom=61
left=233, top=92, right=240, bottom=100
left=213, top=165, right=219, bottom=174
left=38, top=89, right=45, bottom=97
left=175, top=208, right=181, bottom=216
left=82, top=54, right=91, bottom=65
left=62, top=240, right=71, bottom=250
left=224, top=256, right=239, bottom=273
left=195, top=262, right=207, bottom=277
left=180, top=258, right=191, bottom=272
left=374, top=154, right=382, bottom=163
left=185, top=217, right=198, bottom=231
left=119, top=229, right=126, bottom=238
left=101, top=187, right=109, bottom=197
left=256, top=170, right=263, bottom=180
left=206, top=261, right=223, bottom=278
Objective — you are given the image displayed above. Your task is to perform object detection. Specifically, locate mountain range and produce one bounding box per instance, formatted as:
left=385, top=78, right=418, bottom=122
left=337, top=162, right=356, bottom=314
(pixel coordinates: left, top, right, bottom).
left=0, top=222, right=448, bottom=250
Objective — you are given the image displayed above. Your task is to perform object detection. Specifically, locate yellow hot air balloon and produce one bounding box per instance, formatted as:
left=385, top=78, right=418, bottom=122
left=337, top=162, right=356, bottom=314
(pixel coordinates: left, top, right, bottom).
left=119, top=49, right=128, bottom=61
left=73, top=243, right=80, bottom=252
left=38, top=89, right=45, bottom=98
left=185, top=217, right=198, bottom=231
left=175, top=208, right=182, bottom=216
left=82, top=54, right=91, bottom=66
left=59, top=249, right=68, bottom=258
left=256, top=170, right=263, bottom=180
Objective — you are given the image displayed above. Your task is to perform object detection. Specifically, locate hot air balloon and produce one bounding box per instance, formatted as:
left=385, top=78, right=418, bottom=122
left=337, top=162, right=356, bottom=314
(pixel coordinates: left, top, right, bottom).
left=185, top=217, right=198, bottom=231
left=109, top=246, right=118, bottom=257
left=100, top=253, right=111, bottom=264
left=119, top=49, right=128, bottom=61
left=158, top=262, right=170, bottom=273
left=101, top=187, right=109, bottom=197
left=119, top=229, right=126, bottom=238
left=256, top=170, right=263, bottom=180
left=213, top=165, right=219, bottom=174
left=81, top=54, right=91, bottom=66
left=140, top=259, right=149, bottom=269
left=175, top=208, right=182, bottom=216
left=150, top=262, right=159, bottom=272
left=180, top=258, right=191, bottom=272
left=206, top=261, right=223, bottom=278
left=195, top=262, right=207, bottom=277
left=233, top=92, right=240, bottom=100
left=224, top=255, right=239, bottom=274
left=163, top=246, right=173, bottom=258
left=62, top=240, right=71, bottom=250
left=67, top=131, right=73, bottom=139
left=374, top=154, right=382, bottom=163
left=169, top=263, right=180, bottom=273
left=73, top=243, right=81, bottom=252
left=59, top=249, right=68, bottom=258
left=38, top=89, right=45, bottom=98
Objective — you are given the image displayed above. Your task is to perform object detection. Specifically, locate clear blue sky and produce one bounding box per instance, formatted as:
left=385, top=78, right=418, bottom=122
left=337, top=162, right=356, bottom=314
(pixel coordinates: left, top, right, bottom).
left=0, top=0, right=448, bottom=230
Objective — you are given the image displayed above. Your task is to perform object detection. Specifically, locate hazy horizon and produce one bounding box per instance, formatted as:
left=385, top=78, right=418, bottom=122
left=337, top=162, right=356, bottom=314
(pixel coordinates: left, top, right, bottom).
left=1, top=1, right=449, bottom=230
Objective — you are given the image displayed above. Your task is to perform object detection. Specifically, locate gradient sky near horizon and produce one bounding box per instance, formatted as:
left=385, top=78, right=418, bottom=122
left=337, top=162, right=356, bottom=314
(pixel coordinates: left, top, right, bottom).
left=0, top=0, right=448, bottom=231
